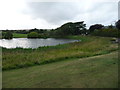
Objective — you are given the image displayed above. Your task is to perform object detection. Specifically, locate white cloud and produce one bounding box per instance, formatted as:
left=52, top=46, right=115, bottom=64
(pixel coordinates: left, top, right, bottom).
left=0, top=0, right=118, bottom=29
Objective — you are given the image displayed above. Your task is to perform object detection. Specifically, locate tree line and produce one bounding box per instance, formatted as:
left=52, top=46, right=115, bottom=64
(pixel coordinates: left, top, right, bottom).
left=1, top=20, right=120, bottom=39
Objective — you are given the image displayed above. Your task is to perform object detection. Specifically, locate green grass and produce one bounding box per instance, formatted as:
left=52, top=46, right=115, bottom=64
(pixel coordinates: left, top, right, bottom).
left=13, top=33, right=27, bottom=38
left=64, top=35, right=91, bottom=41
left=3, top=52, right=118, bottom=88
left=2, top=36, right=118, bottom=70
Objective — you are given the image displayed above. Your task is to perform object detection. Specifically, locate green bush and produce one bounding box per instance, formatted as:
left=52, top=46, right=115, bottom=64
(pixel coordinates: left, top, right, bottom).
left=38, top=33, right=48, bottom=39
left=27, top=32, right=39, bottom=38
left=4, top=31, right=13, bottom=39
left=91, top=28, right=119, bottom=37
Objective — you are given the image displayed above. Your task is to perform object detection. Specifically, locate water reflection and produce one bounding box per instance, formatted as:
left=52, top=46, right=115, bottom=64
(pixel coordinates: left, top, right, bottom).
left=0, top=38, right=79, bottom=48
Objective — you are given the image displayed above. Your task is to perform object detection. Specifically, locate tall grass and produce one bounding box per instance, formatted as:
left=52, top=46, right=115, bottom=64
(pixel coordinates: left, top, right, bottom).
left=2, top=36, right=118, bottom=70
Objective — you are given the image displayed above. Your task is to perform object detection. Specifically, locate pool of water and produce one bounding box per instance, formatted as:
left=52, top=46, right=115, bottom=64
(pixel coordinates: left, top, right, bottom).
left=0, top=38, right=79, bottom=48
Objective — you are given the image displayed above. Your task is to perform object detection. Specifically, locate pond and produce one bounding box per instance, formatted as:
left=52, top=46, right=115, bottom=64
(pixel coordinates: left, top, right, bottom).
left=0, top=38, right=79, bottom=48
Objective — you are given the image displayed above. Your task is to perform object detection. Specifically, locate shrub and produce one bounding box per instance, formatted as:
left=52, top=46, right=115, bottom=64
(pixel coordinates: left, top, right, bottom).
left=4, top=31, right=13, bottom=39
left=38, top=33, right=48, bottom=39
left=89, top=24, right=104, bottom=33
left=27, top=32, right=39, bottom=38
left=91, top=28, right=119, bottom=37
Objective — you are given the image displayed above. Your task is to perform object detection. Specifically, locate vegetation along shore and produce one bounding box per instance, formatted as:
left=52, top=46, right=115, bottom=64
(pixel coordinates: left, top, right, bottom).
left=1, top=20, right=119, bottom=88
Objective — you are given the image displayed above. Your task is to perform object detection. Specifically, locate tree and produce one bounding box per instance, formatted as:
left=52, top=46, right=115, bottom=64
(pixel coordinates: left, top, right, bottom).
left=55, top=21, right=86, bottom=36
left=89, top=24, right=104, bottom=33
left=73, top=22, right=86, bottom=35
left=29, top=28, right=40, bottom=33
left=91, top=28, right=119, bottom=37
left=4, top=31, right=13, bottom=39
left=116, top=20, right=120, bottom=30
left=27, top=32, right=39, bottom=38
left=108, top=24, right=114, bottom=29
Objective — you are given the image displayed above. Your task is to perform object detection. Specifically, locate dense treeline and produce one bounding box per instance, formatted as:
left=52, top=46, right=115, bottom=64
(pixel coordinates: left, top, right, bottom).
left=1, top=20, right=120, bottom=39
left=54, top=21, right=86, bottom=36
left=1, top=31, right=13, bottom=39
left=91, top=28, right=119, bottom=37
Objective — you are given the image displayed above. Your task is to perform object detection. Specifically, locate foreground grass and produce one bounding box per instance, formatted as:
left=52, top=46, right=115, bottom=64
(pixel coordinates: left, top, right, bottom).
left=13, top=33, right=27, bottom=38
left=2, top=36, right=118, bottom=70
left=3, top=52, right=118, bottom=88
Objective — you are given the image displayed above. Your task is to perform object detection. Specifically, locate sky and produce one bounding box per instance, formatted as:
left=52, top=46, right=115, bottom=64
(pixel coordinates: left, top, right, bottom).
left=0, top=0, right=119, bottom=30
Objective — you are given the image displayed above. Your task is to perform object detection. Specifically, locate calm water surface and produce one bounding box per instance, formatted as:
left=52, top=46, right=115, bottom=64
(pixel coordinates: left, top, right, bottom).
left=0, top=38, right=79, bottom=48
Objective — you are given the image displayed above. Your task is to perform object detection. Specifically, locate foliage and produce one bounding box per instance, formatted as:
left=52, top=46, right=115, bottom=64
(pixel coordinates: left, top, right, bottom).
left=91, top=28, right=119, bottom=37
left=0, top=21, right=119, bottom=39
left=1, top=21, right=119, bottom=38
left=89, top=24, right=104, bottom=33
left=27, top=32, right=39, bottom=38
left=54, top=21, right=86, bottom=36
left=29, top=28, right=49, bottom=34
left=3, top=31, right=13, bottom=39
left=115, top=20, right=120, bottom=30
left=0, top=31, right=2, bottom=39
left=14, top=30, right=29, bottom=34
left=108, top=24, right=114, bottom=29
left=41, top=33, right=49, bottom=38
left=2, top=36, right=118, bottom=70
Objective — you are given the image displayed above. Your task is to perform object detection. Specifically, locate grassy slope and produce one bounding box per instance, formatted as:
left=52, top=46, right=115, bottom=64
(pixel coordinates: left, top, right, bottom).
left=13, top=33, right=27, bottom=38
left=2, top=36, right=118, bottom=70
left=3, top=52, right=118, bottom=88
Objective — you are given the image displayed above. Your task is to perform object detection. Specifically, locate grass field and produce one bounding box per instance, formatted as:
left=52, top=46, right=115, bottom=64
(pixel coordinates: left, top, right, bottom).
left=2, top=36, right=118, bottom=70
left=13, top=33, right=27, bottom=38
left=3, top=52, right=118, bottom=88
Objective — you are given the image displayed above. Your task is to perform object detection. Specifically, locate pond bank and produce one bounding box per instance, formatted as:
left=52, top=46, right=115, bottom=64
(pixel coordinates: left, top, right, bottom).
left=2, top=36, right=118, bottom=70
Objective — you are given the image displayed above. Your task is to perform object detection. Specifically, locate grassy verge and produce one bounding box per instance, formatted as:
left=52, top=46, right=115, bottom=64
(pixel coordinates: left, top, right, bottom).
left=2, top=36, right=118, bottom=70
left=13, top=33, right=27, bottom=38
left=3, top=52, right=118, bottom=88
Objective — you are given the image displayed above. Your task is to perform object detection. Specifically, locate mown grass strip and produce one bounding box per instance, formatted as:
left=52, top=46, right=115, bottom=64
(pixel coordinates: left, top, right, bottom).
left=3, top=52, right=118, bottom=88
left=13, top=33, right=27, bottom=38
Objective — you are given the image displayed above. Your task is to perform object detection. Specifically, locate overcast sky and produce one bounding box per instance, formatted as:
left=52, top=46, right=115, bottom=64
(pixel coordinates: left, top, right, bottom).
left=0, top=0, right=119, bottom=30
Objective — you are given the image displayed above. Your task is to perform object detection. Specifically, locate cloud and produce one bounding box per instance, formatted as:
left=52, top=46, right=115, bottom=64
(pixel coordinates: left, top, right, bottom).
left=26, top=2, right=84, bottom=24
left=26, top=1, right=118, bottom=28
left=73, top=1, right=118, bottom=28
left=0, top=0, right=118, bottom=29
